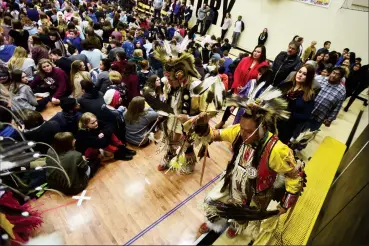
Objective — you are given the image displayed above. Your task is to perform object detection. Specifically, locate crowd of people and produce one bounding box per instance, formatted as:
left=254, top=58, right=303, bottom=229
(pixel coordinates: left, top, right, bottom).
left=0, top=0, right=368, bottom=242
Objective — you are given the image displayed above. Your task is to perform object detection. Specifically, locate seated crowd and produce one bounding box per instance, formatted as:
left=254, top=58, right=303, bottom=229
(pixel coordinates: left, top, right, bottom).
left=0, top=0, right=368, bottom=197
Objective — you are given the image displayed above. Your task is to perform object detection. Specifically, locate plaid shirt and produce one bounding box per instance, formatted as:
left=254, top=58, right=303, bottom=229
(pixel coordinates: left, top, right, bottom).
left=312, top=77, right=346, bottom=123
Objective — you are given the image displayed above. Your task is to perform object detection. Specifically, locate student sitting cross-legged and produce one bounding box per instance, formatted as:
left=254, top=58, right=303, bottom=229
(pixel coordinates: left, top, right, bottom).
left=46, top=132, right=101, bottom=195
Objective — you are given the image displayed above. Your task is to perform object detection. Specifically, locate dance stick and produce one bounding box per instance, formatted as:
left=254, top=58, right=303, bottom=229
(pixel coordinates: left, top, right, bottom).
left=138, top=117, right=161, bottom=147
left=199, top=145, right=208, bottom=186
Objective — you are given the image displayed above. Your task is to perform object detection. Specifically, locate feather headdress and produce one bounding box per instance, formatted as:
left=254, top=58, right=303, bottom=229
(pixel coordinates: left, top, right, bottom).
left=226, top=82, right=290, bottom=132
left=153, top=47, right=201, bottom=80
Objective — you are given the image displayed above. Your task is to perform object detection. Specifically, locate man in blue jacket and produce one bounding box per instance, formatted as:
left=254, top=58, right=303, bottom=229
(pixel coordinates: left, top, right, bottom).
left=26, top=3, right=39, bottom=22
left=0, top=35, right=16, bottom=62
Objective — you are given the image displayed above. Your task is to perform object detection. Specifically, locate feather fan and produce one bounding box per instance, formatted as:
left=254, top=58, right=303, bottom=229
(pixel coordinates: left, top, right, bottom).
left=179, top=35, right=190, bottom=54
left=208, top=200, right=279, bottom=221
left=291, top=129, right=318, bottom=146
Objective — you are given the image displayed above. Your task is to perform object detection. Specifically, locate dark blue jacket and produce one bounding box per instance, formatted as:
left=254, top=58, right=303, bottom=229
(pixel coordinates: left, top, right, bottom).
left=50, top=112, right=82, bottom=135
left=167, top=27, right=176, bottom=40
left=27, top=8, right=39, bottom=22
left=63, top=37, right=82, bottom=52
left=88, top=13, right=98, bottom=24
left=174, top=3, right=181, bottom=15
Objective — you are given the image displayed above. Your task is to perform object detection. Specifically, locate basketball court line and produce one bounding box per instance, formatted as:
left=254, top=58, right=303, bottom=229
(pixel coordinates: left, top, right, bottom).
left=123, top=121, right=233, bottom=245
left=123, top=173, right=222, bottom=245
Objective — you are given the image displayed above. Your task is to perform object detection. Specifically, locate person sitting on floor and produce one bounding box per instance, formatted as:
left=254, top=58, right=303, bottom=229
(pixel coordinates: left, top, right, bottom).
left=8, top=70, right=50, bottom=112
left=22, top=109, right=61, bottom=154
left=100, top=89, right=136, bottom=159
left=78, top=80, right=105, bottom=118
left=0, top=106, right=20, bottom=140
left=46, top=132, right=101, bottom=195
left=50, top=98, right=82, bottom=135
left=75, top=112, right=132, bottom=161
left=30, top=59, right=69, bottom=105
left=123, top=96, right=159, bottom=146
left=106, top=71, right=129, bottom=107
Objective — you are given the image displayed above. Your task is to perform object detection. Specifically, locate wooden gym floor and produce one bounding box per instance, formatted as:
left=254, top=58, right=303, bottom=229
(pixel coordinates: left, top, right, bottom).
left=31, top=89, right=368, bottom=244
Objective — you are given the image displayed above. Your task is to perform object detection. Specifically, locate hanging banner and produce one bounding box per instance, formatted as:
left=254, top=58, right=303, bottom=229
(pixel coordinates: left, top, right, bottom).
left=293, top=0, right=331, bottom=8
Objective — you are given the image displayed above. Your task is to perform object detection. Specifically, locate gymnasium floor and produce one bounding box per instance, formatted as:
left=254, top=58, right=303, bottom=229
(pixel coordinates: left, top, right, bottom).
left=32, top=65, right=368, bottom=244
left=32, top=94, right=368, bottom=245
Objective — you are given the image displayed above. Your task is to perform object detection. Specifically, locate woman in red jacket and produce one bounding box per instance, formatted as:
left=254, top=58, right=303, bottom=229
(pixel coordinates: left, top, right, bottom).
left=232, top=45, right=269, bottom=91
left=122, top=62, right=140, bottom=104
left=215, top=45, right=269, bottom=129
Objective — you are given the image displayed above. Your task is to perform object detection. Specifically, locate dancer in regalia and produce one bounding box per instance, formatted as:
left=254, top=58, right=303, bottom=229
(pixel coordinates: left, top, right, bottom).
left=193, top=83, right=306, bottom=239
left=144, top=46, right=225, bottom=174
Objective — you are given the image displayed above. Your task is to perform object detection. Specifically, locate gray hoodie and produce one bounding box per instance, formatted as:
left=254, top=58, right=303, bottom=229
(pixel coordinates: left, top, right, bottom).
left=197, top=7, right=209, bottom=21
left=9, top=84, right=38, bottom=111
left=153, top=0, right=163, bottom=9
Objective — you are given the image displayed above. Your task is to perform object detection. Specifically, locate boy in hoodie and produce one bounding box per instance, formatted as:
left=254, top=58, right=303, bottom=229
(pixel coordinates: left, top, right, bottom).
left=0, top=34, right=16, bottom=62
left=50, top=98, right=82, bottom=135
left=167, top=24, right=176, bottom=40
left=63, top=29, right=82, bottom=52
left=88, top=8, right=98, bottom=24
left=122, top=34, right=135, bottom=59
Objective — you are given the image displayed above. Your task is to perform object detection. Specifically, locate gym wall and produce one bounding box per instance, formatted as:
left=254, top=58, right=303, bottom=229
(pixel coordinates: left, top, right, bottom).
left=190, top=0, right=368, bottom=64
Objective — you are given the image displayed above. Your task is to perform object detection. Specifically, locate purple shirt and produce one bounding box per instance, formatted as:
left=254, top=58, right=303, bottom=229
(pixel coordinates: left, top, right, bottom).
left=174, top=3, right=181, bottom=15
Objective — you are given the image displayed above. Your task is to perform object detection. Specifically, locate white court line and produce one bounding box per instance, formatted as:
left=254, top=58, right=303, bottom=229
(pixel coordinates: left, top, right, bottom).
left=72, top=190, right=91, bottom=206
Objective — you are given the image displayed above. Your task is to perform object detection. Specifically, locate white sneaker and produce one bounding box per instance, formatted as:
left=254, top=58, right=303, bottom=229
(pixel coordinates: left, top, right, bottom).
left=34, top=92, right=50, bottom=98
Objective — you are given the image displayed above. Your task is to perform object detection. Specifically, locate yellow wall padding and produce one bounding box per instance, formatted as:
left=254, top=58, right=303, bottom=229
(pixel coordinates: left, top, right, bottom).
left=213, top=136, right=346, bottom=245
left=137, top=3, right=167, bottom=15
left=266, top=136, right=346, bottom=245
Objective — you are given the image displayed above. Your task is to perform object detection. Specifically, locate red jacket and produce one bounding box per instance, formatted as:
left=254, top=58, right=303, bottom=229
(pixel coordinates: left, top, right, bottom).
left=30, top=67, right=69, bottom=99
left=231, top=57, right=269, bottom=93
left=219, top=74, right=229, bottom=91
left=123, top=74, right=140, bottom=104
left=111, top=60, right=127, bottom=74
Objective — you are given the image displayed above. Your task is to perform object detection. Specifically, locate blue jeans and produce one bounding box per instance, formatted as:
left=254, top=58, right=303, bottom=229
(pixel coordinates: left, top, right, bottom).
left=232, top=32, right=241, bottom=47
left=185, top=15, right=191, bottom=24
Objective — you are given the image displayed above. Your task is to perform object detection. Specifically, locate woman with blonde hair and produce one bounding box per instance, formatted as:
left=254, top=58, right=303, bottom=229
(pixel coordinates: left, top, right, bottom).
left=75, top=112, right=133, bottom=161
left=8, top=47, right=36, bottom=81
left=70, top=60, right=91, bottom=98
left=30, top=59, right=69, bottom=105
left=128, top=49, right=144, bottom=71
left=106, top=70, right=128, bottom=106
left=123, top=96, right=158, bottom=146
left=277, top=64, right=316, bottom=144
left=57, top=18, right=68, bottom=39
left=38, top=13, right=52, bottom=27
left=21, top=16, right=38, bottom=36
